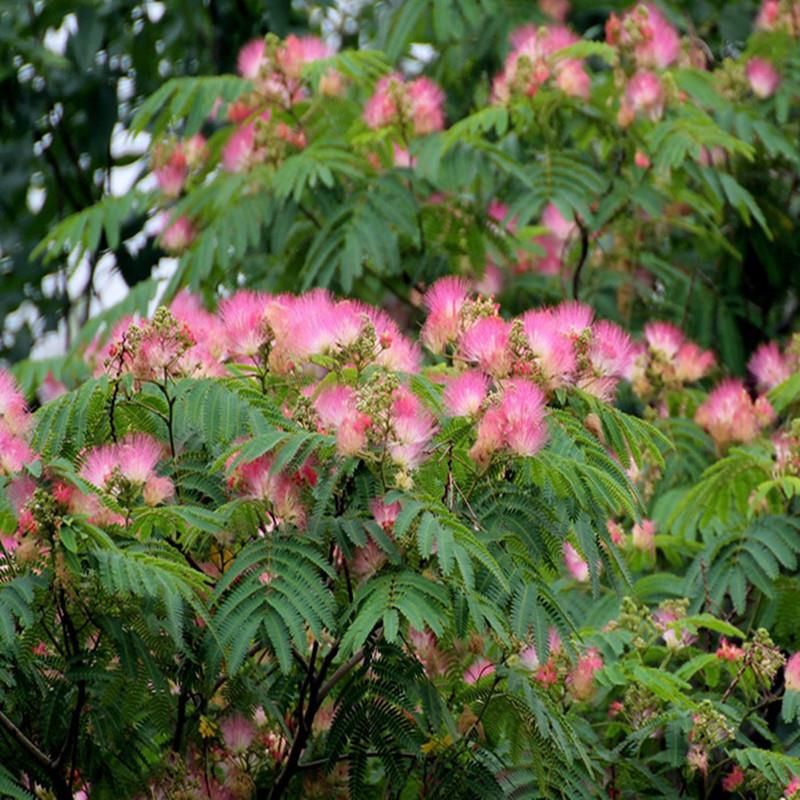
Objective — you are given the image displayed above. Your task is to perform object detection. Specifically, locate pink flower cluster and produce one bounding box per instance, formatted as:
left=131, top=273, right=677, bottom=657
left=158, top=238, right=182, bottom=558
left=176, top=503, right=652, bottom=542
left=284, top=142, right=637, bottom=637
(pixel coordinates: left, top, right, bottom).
left=695, top=378, right=775, bottom=448
left=492, top=24, right=590, bottom=102
left=152, top=135, right=207, bottom=198
left=629, top=320, right=715, bottom=403
left=364, top=73, right=446, bottom=135
left=756, top=0, right=800, bottom=36
left=0, top=370, right=34, bottom=478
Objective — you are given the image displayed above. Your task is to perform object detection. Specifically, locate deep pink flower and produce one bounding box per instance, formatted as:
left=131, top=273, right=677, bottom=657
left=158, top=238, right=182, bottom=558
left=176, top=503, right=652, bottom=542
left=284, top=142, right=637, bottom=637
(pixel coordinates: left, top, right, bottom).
left=219, top=290, right=273, bottom=360
left=314, top=385, right=371, bottom=456
left=589, top=321, right=635, bottom=379
left=695, top=379, right=771, bottom=447
left=444, top=371, right=490, bottom=417
left=407, top=77, right=446, bottom=134
left=220, top=714, right=256, bottom=754
left=631, top=518, right=656, bottom=554
left=610, top=4, right=680, bottom=69
left=421, top=277, right=471, bottom=353
left=469, top=405, right=506, bottom=465
left=364, top=73, right=445, bottom=134
left=746, top=57, right=780, bottom=98
left=497, top=378, right=549, bottom=456
left=278, top=35, right=332, bottom=79
left=228, top=453, right=306, bottom=527
left=0, top=431, right=33, bottom=476
left=644, top=321, right=684, bottom=359
left=716, top=638, right=744, bottom=662
left=459, top=317, right=511, bottom=377
left=222, top=122, right=257, bottom=172
left=153, top=146, right=187, bottom=197
left=721, top=765, right=745, bottom=792
left=370, top=497, right=401, bottom=530
left=521, top=309, right=577, bottom=389
left=551, top=301, right=593, bottom=337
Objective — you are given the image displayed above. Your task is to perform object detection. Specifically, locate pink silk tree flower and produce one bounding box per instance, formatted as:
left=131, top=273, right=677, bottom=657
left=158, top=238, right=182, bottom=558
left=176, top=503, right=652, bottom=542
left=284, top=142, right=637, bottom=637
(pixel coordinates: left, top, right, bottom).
left=407, top=76, right=446, bottom=134
left=563, top=542, right=589, bottom=582
left=631, top=518, right=656, bottom=555
left=589, top=320, right=635, bottom=380
left=551, top=300, right=594, bottom=337
left=219, top=290, right=273, bottom=361
left=497, top=378, right=549, bottom=456
left=420, top=276, right=471, bottom=353
left=521, top=310, right=577, bottom=389
left=469, top=405, right=506, bottom=466
left=746, top=57, right=781, bottom=99
left=0, top=431, right=34, bottom=476
left=238, top=38, right=266, bottom=79
left=278, top=35, right=332, bottom=80
left=220, top=714, right=256, bottom=755
left=785, top=652, right=800, bottom=692
left=159, top=215, right=196, bottom=254
left=459, top=317, right=512, bottom=377
left=388, top=386, right=437, bottom=470
left=0, top=369, right=30, bottom=436
left=644, top=321, right=684, bottom=360
left=567, top=648, right=603, bottom=701
left=749, top=341, right=792, bottom=392
left=222, top=122, right=257, bottom=172
left=463, top=656, right=495, bottom=684
left=625, top=70, right=664, bottom=120
left=370, top=497, right=402, bottom=531
left=444, top=371, right=490, bottom=418
left=674, top=342, right=715, bottom=383
left=695, top=379, right=770, bottom=447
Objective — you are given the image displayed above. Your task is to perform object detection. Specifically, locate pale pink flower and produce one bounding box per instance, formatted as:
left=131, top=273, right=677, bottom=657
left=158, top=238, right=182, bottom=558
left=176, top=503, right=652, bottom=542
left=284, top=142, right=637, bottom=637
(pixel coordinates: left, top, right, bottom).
left=567, top=648, right=603, bottom=700
left=625, top=71, right=664, bottom=120
left=653, top=606, right=694, bottom=649
left=370, top=497, right=401, bottom=530
left=238, top=38, right=266, bottom=79
left=219, top=290, right=272, bottom=360
left=115, top=434, right=166, bottom=484
left=314, top=385, right=371, bottom=456
left=631, top=518, right=656, bottom=555
left=388, top=387, right=437, bottom=469
left=749, top=341, right=792, bottom=392
left=444, top=371, right=489, bottom=417
left=364, top=74, right=401, bottom=130
left=519, top=645, right=540, bottom=670
left=0, top=431, right=33, bottom=475
left=37, top=372, right=67, bottom=405
left=7, top=475, right=36, bottom=514
left=459, top=317, right=511, bottom=377
left=746, top=57, right=781, bottom=99
left=644, top=321, right=684, bottom=360
left=607, top=519, right=625, bottom=545
left=153, top=146, right=187, bottom=197
left=463, top=656, right=495, bottom=684
left=350, top=538, right=388, bottom=582
left=142, top=475, right=175, bottom=506
left=278, top=35, right=332, bottom=80
left=408, top=627, right=447, bottom=677
left=407, top=76, right=446, bottom=134
left=80, top=443, right=119, bottom=488
left=786, top=652, right=800, bottom=691
left=229, top=453, right=306, bottom=527
left=674, top=342, right=715, bottom=383
left=220, top=714, right=256, bottom=754
left=756, top=0, right=780, bottom=30
left=497, top=378, right=549, bottom=456
left=160, top=215, right=196, bottom=253
left=222, top=122, right=257, bottom=172
left=695, top=379, right=771, bottom=447
left=542, top=202, right=577, bottom=241
left=687, top=743, right=708, bottom=776
left=563, top=542, right=589, bottom=582
left=420, top=277, right=471, bottom=353
left=609, top=4, right=680, bottom=69
left=361, top=306, right=422, bottom=372
left=473, top=263, right=504, bottom=296
left=0, top=369, right=29, bottom=435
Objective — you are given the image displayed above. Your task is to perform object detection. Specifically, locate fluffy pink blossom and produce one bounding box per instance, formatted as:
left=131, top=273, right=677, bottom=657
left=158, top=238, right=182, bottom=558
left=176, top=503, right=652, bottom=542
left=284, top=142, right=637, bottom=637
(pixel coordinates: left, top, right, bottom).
left=142, top=475, right=175, bottom=507
left=351, top=538, right=388, bottom=582
left=469, top=405, right=506, bottom=465
left=653, top=606, right=694, bottom=649
left=153, top=146, right=187, bottom=197
left=421, top=277, right=471, bottom=353
left=222, top=122, right=257, bottom=172
left=238, top=38, right=266, bottom=79
left=228, top=453, right=306, bottom=527
left=463, top=657, right=495, bottom=684
left=219, top=290, right=272, bottom=360
left=497, top=379, right=549, bottom=456
left=521, top=310, right=577, bottom=389
left=625, top=71, right=664, bottom=120
left=493, top=25, right=590, bottom=102
left=551, top=301, right=593, bottom=337
left=567, top=648, right=603, bottom=701
left=313, top=385, right=371, bottom=456
left=608, top=4, right=680, bottom=69
left=407, top=77, right=446, bottom=134
left=747, top=58, right=781, bottom=98
left=459, top=317, right=511, bottom=376
left=695, top=379, right=773, bottom=447
left=631, top=518, right=656, bottom=555
left=364, top=74, right=445, bottom=134
left=0, top=430, right=33, bottom=476
left=0, top=369, right=29, bottom=435
left=563, top=542, right=589, bottom=582
left=370, top=497, right=401, bottom=531
left=408, top=628, right=447, bottom=677
left=589, top=321, right=635, bottom=379
left=644, top=321, right=684, bottom=360
left=749, top=341, right=792, bottom=392
left=115, top=435, right=166, bottom=484
left=786, top=652, right=800, bottom=691
left=160, top=215, right=196, bottom=254
left=361, top=306, right=422, bottom=373
left=278, top=35, right=332, bottom=79
left=786, top=775, right=800, bottom=799
left=674, top=342, right=715, bottom=383
left=220, top=715, right=256, bottom=754
left=444, top=371, right=490, bottom=417
left=388, top=387, right=437, bottom=469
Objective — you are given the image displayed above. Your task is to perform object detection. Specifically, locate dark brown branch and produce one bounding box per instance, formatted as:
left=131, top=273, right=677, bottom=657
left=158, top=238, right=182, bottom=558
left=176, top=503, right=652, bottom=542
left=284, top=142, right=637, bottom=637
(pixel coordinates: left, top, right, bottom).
left=571, top=217, right=590, bottom=301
